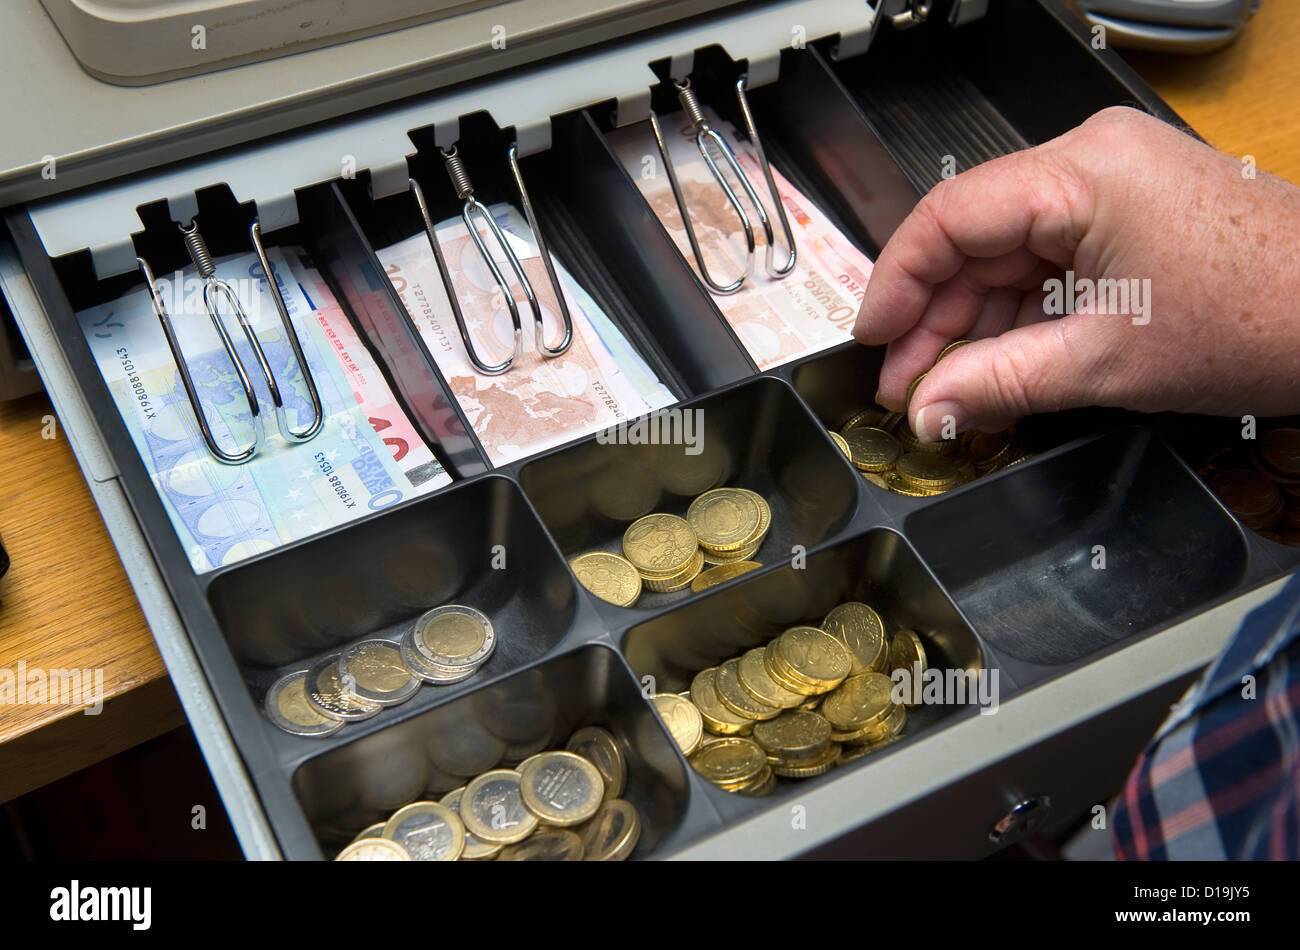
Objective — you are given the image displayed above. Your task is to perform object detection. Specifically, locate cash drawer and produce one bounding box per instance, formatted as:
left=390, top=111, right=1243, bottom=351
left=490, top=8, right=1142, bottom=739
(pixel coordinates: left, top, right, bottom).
left=2, top=0, right=1295, bottom=860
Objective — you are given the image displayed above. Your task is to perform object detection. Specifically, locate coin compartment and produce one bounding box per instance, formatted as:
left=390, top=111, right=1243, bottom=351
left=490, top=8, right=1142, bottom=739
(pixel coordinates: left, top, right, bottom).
left=904, top=427, right=1251, bottom=680
left=620, top=526, right=997, bottom=818
left=290, top=644, right=703, bottom=859
left=339, top=108, right=756, bottom=423
left=205, top=473, right=584, bottom=740
left=514, top=375, right=863, bottom=613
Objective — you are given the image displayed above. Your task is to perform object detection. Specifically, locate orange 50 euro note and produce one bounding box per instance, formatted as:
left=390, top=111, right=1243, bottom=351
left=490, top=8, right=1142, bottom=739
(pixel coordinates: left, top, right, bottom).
left=608, top=105, right=874, bottom=369
left=377, top=203, right=675, bottom=466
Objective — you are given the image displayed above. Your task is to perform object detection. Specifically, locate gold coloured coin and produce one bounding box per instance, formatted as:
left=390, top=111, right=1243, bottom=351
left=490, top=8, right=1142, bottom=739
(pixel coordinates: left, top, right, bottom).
left=752, top=710, right=833, bottom=760
left=570, top=552, right=643, bottom=607
left=888, top=629, right=928, bottom=677
left=461, top=769, right=538, bottom=844
left=895, top=452, right=961, bottom=489
left=840, top=701, right=907, bottom=746
left=652, top=693, right=704, bottom=755
left=497, top=829, right=585, bottom=861
left=842, top=427, right=902, bottom=473
left=771, top=743, right=841, bottom=778
left=565, top=726, right=627, bottom=799
left=518, top=751, right=605, bottom=826
left=578, top=799, right=641, bottom=861
left=884, top=471, right=947, bottom=497
left=691, top=560, right=763, bottom=593
left=829, top=430, right=852, bottom=460
left=737, top=647, right=805, bottom=709
left=265, top=670, right=345, bottom=737
left=689, top=668, right=754, bottom=735
left=905, top=372, right=926, bottom=409
left=821, top=602, right=888, bottom=675
left=863, top=471, right=891, bottom=489
left=821, top=672, right=896, bottom=732
left=840, top=408, right=885, bottom=433
left=715, top=658, right=783, bottom=720
left=688, top=736, right=768, bottom=785
left=338, top=638, right=419, bottom=706
left=702, top=539, right=762, bottom=566
left=438, top=787, right=503, bottom=860
left=741, top=765, right=776, bottom=796
left=768, top=627, right=853, bottom=690
left=936, top=338, right=972, bottom=362
left=734, top=488, right=772, bottom=546
left=840, top=732, right=901, bottom=763
left=622, top=513, right=699, bottom=576
left=688, top=488, right=762, bottom=553
left=642, top=547, right=705, bottom=593
left=335, top=838, right=411, bottom=861
left=381, top=801, right=465, bottom=861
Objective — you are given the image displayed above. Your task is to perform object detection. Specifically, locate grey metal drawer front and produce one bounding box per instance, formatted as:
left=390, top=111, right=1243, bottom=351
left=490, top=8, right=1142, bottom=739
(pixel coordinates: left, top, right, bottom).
left=4, top=0, right=1294, bottom=859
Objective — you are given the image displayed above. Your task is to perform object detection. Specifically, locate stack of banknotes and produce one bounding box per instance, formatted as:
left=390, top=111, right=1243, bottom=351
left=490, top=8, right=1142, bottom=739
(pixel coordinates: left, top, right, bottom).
left=608, top=105, right=874, bottom=369
left=377, top=204, right=676, bottom=466
left=78, top=248, right=451, bottom=572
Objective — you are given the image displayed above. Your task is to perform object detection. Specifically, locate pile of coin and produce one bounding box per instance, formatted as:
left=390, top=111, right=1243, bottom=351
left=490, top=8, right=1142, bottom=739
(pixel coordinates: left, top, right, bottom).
left=1198, top=427, right=1300, bottom=546
left=569, top=485, right=771, bottom=606
left=263, top=604, right=496, bottom=738
left=335, top=725, right=642, bottom=861
left=651, top=602, right=928, bottom=795
left=830, top=340, right=1031, bottom=497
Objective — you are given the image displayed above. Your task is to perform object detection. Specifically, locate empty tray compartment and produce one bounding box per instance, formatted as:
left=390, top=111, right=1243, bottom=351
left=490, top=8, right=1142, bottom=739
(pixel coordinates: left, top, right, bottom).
left=516, top=376, right=860, bottom=610
left=207, top=474, right=579, bottom=738
left=904, top=428, right=1250, bottom=670
left=622, top=527, right=994, bottom=821
left=291, top=644, right=696, bottom=859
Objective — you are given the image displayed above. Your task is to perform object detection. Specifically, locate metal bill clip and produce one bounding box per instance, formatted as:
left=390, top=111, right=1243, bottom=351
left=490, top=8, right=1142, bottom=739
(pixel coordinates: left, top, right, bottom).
left=648, top=75, right=797, bottom=295
left=136, top=218, right=324, bottom=465
left=408, top=143, right=574, bottom=376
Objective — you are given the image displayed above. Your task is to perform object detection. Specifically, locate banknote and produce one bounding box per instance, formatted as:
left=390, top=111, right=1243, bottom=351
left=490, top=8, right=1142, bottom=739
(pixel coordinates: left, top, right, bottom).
left=377, top=204, right=676, bottom=465
left=607, top=105, right=874, bottom=369
left=78, top=247, right=450, bottom=572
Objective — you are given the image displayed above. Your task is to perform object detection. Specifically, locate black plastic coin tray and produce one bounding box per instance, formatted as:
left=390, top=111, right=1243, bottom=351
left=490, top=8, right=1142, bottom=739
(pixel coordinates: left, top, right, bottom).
left=6, top=0, right=1298, bottom=859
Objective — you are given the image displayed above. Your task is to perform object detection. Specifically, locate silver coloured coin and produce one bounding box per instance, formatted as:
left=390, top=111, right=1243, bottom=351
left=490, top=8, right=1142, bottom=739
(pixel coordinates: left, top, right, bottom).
left=517, top=751, right=604, bottom=826
left=412, top=604, right=496, bottom=670
left=304, top=654, right=382, bottom=722
left=264, top=670, right=344, bottom=738
left=381, top=801, right=465, bottom=861
left=338, top=638, right=420, bottom=706
left=461, top=769, right=537, bottom=844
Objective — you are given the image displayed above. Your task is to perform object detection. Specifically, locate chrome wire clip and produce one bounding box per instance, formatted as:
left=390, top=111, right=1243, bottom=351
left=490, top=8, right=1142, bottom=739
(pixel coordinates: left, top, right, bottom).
left=409, top=143, right=574, bottom=376
left=648, top=76, right=797, bottom=295
left=136, top=218, right=324, bottom=465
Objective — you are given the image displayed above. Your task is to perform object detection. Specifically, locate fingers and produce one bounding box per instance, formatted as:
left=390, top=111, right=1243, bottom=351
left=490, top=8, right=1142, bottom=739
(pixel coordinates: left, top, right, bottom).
left=907, top=316, right=1115, bottom=440
left=854, top=145, right=1088, bottom=348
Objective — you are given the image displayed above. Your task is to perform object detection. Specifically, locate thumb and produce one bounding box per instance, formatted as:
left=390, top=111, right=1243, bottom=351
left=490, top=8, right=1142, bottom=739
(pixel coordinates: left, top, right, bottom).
left=909, top=318, right=1118, bottom=441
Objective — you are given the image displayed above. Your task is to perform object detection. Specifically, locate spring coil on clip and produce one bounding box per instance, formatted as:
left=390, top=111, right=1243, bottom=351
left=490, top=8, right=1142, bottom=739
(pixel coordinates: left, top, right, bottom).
left=648, top=75, right=797, bottom=295
left=408, top=143, right=575, bottom=376
left=136, top=218, right=324, bottom=465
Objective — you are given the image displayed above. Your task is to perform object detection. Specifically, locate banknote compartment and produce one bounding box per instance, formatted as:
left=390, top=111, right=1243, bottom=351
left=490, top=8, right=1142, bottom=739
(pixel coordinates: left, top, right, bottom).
left=339, top=108, right=754, bottom=410
left=679, top=45, right=923, bottom=257
left=515, top=375, right=861, bottom=609
left=206, top=474, right=581, bottom=738
left=290, top=643, right=700, bottom=859
left=620, top=527, right=994, bottom=821
left=903, top=428, right=1251, bottom=680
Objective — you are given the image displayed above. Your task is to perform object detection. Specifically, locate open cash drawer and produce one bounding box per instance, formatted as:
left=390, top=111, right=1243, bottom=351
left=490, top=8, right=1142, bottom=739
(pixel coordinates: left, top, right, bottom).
left=2, top=0, right=1295, bottom=860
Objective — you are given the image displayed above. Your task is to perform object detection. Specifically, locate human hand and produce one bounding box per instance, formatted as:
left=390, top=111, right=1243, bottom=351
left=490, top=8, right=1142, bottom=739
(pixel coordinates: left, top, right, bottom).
left=853, top=106, right=1300, bottom=442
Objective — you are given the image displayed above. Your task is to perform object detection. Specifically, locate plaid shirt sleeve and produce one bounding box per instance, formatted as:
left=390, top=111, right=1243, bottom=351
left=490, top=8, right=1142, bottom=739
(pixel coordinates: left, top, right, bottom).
left=1113, top=569, right=1300, bottom=860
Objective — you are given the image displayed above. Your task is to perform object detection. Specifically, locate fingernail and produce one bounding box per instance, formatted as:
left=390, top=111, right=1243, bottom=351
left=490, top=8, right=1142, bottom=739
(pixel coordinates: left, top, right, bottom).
left=914, top=401, right=966, bottom=444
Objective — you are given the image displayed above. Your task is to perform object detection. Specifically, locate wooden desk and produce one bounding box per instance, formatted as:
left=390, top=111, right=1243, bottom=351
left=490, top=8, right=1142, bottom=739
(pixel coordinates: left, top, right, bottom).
left=0, top=3, right=1295, bottom=804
